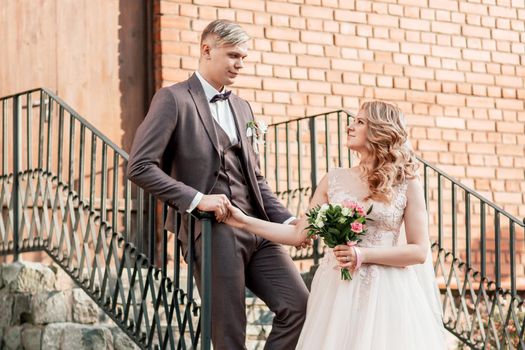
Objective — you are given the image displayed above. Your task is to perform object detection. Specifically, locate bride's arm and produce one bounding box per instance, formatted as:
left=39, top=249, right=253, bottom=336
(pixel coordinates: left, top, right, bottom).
left=359, top=177, right=429, bottom=267
left=226, top=174, right=329, bottom=246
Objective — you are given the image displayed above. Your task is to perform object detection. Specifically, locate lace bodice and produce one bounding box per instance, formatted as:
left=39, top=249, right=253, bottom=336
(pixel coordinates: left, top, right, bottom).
left=327, top=167, right=408, bottom=248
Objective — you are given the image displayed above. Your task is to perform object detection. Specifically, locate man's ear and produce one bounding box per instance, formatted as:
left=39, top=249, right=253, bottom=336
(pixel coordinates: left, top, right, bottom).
left=201, top=42, right=212, bottom=60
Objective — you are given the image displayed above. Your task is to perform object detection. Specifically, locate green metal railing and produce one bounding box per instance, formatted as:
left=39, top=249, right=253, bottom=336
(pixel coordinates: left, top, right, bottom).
left=2, top=88, right=524, bottom=349
left=0, top=88, right=212, bottom=350
left=263, top=110, right=525, bottom=349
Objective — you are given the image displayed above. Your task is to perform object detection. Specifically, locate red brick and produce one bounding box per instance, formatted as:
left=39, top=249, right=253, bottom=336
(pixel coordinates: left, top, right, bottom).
left=429, top=0, right=458, bottom=11
left=430, top=21, right=461, bottom=34
left=497, top=121, right=524, bottom=134
left=407, top=90, right=436, bottom=103
left=466, top=72, right=495, bottom=85
left=297, top=55, right=330, bottom=68
left=360, top=74, right=377, bottom=86
left=410, top=78, right=426, bottom=91
left=265, top=27, right=299, bottom=41
left=328, top=59, right=359, bottom=72
left=462, top=25, right=491, bottom=38
left=334, top=9, right=366, bottom=23
left=230, top=0, right=265, bottom=11
left=497, top=144, right=524, bottom=156
left=262, top=78, right=297, bottom=92
left=401, top=42, right=431, bottom=55
left=463, top=49, right=491, bottom=62
left=301, top=5, right=333, bottom=19
left=495, top=98, right=524, bottom=110
left=492, top=52, right=520, bottom=65
left=436, top=116, right=466, bottom=129
left=261, top=52, right=296, bottom=66
left=460, top=2, right=488, bottom=15
left=272, top=40, right=290, bottom=53
left=368, top=14, right=399, bottom=27
left=497, top=168, right=525, bottom=180
left=334, top=35, right=367, bottom=48
left=368, top=39, right=399, bottom=52
left=274, top=66, right=290, bottom=78
left=494, top=192, right=523, bottom=204
left=436, top=70, right=465, bottom=82
left=255, top=90, right=272, bottom=102
left=467, top=166, right=495, bottom=178
left=300, top=31, right=333, bottom=45
left=467, top=143, right=496, bottom=154
left=489, top=6, right=518, bottom=19
left=418, top=140, right=448, bottom=151
left=363, top=62, right=383, bottom=74
left=400, top=18, right=430, bottom=31
left=266, top=1, right=300, bottom=16
left=431, top=45, right=461, bottom=59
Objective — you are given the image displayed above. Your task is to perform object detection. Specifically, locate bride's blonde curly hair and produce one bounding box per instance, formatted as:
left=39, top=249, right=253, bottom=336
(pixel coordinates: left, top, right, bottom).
left=358, top=101, right=419, bottom=202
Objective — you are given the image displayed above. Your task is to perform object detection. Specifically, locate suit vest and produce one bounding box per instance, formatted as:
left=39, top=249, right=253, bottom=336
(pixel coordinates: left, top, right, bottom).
left=210, top=120, right=256, bottom=216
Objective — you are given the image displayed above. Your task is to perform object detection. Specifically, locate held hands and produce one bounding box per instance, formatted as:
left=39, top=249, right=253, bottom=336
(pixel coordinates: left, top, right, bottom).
left=224, top=203, right=248, bottom=229
left=197, top=194, right=231, bottom=222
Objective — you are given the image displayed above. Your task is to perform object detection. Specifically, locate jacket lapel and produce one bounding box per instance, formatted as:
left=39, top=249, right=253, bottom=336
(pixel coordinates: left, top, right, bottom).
left=229, top=97, right=265, bottom=208
left=187, top=74, right=220, bottom=154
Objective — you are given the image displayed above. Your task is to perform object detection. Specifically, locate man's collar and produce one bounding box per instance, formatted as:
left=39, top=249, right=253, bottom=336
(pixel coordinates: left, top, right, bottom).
left=195, top=71, right=226, bottom=102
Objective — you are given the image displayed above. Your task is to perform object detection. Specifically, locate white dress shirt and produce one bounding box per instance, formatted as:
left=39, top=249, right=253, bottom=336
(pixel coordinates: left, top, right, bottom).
left=186, top=72, right=295, bottom=224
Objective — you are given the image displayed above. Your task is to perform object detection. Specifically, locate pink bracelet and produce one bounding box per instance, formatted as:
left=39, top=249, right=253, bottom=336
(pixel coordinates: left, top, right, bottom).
left=353, top=246, right=363, bottom=270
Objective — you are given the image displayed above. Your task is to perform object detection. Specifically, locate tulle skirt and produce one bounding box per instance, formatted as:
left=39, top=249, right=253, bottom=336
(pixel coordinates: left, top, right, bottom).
left=296, top=252, right=447, bottom=350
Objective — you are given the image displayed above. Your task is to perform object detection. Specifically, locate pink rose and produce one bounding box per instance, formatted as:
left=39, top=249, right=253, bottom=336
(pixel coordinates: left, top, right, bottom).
left=351, top=222, right=363, bottom=233
left=342, top=200, right=357, bottom=210
left=356, top=206, right=365, bottom=216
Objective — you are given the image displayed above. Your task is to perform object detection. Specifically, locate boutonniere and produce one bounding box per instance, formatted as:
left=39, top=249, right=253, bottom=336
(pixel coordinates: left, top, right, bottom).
left=246, top=120, right=268, bottom=154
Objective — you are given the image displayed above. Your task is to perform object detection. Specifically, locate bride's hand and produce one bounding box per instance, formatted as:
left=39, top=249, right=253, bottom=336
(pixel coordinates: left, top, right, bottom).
left=223, top=203, right=248, bottom=229
left=333, top=244, right=357, bottom=269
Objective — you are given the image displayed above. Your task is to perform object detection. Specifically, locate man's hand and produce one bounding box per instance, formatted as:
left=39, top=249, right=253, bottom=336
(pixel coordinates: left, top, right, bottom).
left=295, top=237, right=314, bottom=250
left=197, top=194, right=231, bottom=222
left=289, top=218, right=313, bottom=250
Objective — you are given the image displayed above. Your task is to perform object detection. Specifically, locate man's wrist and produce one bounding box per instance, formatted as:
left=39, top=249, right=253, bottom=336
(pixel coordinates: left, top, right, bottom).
left=283, top=216, right=297, bottom=225
left=187, top=192, right=204, bottom=213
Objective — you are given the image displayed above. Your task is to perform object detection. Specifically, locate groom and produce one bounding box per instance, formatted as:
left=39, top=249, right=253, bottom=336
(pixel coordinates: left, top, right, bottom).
left=127, top=20, right=308, bottom=349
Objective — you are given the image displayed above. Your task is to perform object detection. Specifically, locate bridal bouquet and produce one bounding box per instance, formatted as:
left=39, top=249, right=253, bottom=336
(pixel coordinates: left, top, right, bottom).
left=306, top=200, right=372, bottom=280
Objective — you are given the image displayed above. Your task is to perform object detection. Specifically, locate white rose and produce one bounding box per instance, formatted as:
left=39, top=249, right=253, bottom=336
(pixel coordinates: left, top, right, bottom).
left=341, top=207, right=350, bottom=216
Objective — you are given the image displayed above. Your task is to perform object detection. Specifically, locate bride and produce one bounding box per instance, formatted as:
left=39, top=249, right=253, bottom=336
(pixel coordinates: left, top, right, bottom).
left=223, top=100, right=448, bottom=349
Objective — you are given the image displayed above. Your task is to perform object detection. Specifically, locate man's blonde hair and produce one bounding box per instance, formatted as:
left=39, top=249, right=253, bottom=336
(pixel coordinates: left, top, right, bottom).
left=200, top=19, right=250, bottom=47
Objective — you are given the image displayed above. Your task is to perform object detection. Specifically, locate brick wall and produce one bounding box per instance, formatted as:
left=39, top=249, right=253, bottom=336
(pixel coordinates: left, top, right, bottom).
left=153, top=0, right=525, bottom=217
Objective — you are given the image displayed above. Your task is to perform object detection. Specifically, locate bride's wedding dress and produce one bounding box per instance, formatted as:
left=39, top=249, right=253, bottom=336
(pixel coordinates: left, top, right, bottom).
left=296, top=168, right=447, bottom=350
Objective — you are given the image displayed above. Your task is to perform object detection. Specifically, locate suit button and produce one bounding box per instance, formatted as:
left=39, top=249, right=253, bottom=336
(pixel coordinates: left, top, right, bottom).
left=229, top=180, right=234, bottom=185
left=214, top=171, right=219, bottom=176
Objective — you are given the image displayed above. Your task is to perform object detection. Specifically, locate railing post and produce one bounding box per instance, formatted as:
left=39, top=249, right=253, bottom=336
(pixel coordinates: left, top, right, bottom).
left=199, top=212, right=213, bottom=350
left=309, top=117, right=320, bottom=265
left=13, top=95, right=21, bottom=261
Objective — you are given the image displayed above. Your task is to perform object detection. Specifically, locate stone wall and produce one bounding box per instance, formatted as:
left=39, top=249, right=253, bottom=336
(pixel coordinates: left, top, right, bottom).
left=0, top=261, right=138, bottom=350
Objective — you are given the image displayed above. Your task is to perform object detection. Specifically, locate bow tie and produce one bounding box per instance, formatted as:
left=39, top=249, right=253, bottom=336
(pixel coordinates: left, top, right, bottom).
left=210, top=91, right=231, bottom=103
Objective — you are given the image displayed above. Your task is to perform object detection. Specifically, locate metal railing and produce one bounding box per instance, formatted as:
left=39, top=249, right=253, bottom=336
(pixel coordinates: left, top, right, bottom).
left=0, top=88, right=212, bottom=350
left=262, top=110, right=525, bottom=349
left=2, top=88, right=524, bottom=349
